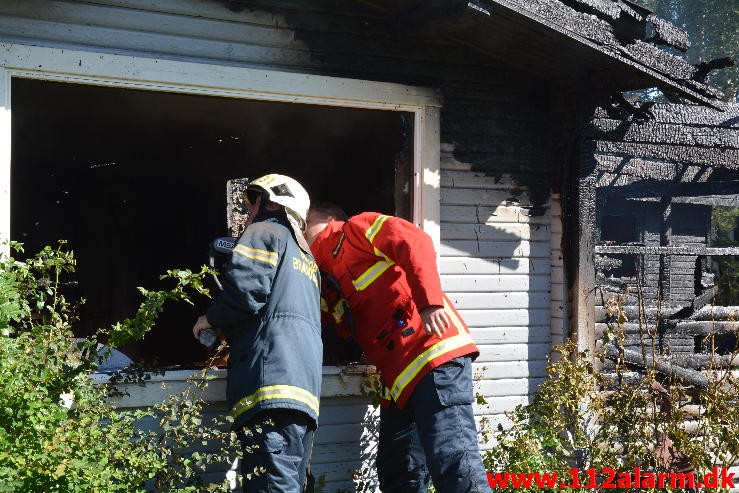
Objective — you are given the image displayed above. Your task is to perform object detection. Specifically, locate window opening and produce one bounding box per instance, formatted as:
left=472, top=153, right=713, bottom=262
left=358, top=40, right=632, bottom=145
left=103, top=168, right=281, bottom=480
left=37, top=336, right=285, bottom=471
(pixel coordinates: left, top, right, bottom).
left=710, top=206, right=739, bottom=307
left=600, top=214, right=639, bottom=278
left=11, top=78, right=412, bottom=367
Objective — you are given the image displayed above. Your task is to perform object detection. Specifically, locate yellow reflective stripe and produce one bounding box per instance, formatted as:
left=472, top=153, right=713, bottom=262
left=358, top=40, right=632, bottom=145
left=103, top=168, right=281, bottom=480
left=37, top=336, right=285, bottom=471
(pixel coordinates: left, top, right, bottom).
left=389, top=333, right=474, bottom=401
left=373, top=246, right=389, bottom=259
left=332, top=298, right=348, bottom=324
left=230, top=385, right=319, bottom=421
left=233, top=244, right=279, bottom=266
left=443, top=298, right=468, bottom=334
left=320, top=297, right=328, bottom=313
left=365, top=214, right=390, bottom=243
left=352, top=260, right=395, bottom=291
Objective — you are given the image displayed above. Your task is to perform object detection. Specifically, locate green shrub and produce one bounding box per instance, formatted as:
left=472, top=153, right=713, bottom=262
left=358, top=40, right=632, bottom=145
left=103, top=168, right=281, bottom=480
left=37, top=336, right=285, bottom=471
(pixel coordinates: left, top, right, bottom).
left=483, top=299, right=739, bottom=492
left=0, top=242, right=238, bottom=492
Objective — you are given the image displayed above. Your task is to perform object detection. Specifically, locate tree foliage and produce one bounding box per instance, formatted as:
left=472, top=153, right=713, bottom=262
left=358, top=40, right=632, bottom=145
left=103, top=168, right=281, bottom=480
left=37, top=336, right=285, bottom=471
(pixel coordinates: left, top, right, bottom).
left=632, top=0, right=738, bottom=100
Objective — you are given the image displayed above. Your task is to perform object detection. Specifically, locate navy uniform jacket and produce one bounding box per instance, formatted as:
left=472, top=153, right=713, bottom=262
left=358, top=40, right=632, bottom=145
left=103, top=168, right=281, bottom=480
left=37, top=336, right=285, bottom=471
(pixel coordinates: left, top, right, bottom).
left=206, top=216, right=322, bottom=430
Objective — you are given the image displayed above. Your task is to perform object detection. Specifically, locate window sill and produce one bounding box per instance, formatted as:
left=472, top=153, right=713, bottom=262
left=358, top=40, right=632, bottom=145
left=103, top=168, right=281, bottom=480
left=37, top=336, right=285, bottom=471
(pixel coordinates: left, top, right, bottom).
left=91, top=365, right=378, bottom=408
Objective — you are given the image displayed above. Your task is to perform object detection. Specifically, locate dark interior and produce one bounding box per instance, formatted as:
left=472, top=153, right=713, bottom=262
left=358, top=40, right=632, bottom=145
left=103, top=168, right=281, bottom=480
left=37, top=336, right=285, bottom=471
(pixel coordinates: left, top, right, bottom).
left=11, top=78, right=410, bottom=366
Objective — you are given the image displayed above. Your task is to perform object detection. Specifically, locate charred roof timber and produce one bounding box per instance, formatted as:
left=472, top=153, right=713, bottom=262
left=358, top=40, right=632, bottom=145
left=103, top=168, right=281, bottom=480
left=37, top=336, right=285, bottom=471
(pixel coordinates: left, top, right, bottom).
left=348, top=0, right=732, bottom=106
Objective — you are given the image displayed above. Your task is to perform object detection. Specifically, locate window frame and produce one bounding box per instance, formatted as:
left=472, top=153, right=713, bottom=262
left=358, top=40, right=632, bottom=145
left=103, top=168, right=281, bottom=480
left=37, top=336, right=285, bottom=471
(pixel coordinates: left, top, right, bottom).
left=0, top=42, right=442, bottom=254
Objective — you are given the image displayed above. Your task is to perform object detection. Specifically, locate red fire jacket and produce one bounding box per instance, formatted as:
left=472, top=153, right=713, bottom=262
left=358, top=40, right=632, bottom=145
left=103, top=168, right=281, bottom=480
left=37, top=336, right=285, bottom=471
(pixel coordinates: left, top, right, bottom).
left=311, top=212, right=479, bottom=408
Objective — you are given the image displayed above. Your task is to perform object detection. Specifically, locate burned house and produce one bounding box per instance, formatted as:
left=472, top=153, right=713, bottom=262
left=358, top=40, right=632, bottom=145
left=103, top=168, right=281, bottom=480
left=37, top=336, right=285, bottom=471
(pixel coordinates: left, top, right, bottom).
left=592, top=103, right=739, bottom=373
left=0, top=0, right=735, bottom=489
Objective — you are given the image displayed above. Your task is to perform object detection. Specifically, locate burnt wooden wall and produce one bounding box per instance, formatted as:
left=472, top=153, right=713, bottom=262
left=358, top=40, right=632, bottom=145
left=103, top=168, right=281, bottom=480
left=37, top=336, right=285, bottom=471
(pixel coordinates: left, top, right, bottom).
left=0, top=0, right=578, bottom=489
left=587, top=102, right=739, bottom=372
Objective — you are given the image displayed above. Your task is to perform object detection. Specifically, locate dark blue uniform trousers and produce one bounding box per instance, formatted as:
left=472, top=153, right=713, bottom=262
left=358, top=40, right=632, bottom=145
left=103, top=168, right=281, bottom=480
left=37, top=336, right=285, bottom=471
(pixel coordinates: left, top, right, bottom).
left=377, top=356, right=491, bottom=492
left=238, top=409, right=315, bottom=492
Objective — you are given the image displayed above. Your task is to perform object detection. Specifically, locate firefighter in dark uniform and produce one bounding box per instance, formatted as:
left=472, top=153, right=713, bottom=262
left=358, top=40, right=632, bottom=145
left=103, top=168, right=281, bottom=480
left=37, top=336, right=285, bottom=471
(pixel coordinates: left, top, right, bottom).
left=193, top=174, right=322, bottom=493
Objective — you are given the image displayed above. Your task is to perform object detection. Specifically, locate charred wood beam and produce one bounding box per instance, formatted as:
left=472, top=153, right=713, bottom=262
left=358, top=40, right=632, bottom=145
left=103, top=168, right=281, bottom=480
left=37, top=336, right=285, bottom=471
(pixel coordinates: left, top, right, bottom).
left=594, top=305, right=683, bottom=322
left=689, top=306, right=739, bottom=321
left=397, top=0, right=492, bottom=39
left=659, top=197, right=672, bottom=306
left=595, top=141, right=739, bottom=170
left=674, top=320, right=739, bottom=336
left=595, top=174, right=739, bottom=193
left=596, top=245, right=739, bottom=256
left=623, top=195, right=739, bottom=207
left=595, top=254, right=623, bottom=270
left=226, top=177, right=250, bottom=237
left=593, top=103, right=739, bottom=128
left=595, top=155, right=713, bottom=183
left=666, top=353, right=739, bottom=370
left=561, top=0, right=650, bottom=44
left=608, top=93, right=655, bottom=121
left=591, top=118, right=739, bottom=149
left=670, top=195, right=739, bottom=207
left=603, top=343, right=709, bottom=388
left=693, top=57, right=735, bottom=84
left=601, top=371, right=644, bottom=386
left=596, top=180, right=739, bottom=199
left=612, top=0, right=651, bottom=44
left=645, top=15, right=690, bottom=53
left=596, top=321, right=674, bottom=335
left=562, top=0, right=621, bottom=20
left=691, top=287, right=718, bottom=314
left=576, top=138, right=599, bottom=357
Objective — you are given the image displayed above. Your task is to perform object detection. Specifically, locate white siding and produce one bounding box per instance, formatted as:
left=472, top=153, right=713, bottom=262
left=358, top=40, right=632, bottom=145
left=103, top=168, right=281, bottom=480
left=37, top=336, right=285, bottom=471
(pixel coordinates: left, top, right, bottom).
left=99, top=368, right=381, bottom=492
left=439, top=146, right=552, bottom=449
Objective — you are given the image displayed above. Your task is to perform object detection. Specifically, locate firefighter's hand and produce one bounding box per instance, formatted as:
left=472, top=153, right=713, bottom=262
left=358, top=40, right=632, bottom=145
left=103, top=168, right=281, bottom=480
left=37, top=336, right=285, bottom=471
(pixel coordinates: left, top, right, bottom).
left=192, top=315, right=212, bottom=340
left=420, top=305, right=450, bottom=338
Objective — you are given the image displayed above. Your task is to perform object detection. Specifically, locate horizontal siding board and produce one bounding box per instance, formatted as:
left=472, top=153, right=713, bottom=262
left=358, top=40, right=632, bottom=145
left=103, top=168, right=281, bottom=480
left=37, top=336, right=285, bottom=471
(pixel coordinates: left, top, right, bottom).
left=311, top=442, right=368, bottom=465
left=477, top=343, right=550, bottom=362
left=441, top=222, right=550, bottom=241
left=312, top=460, right=365, bottom=482
left=440, top=239, right=551, bottom=258
left=477, top=378, right=546, bottom=397
left=472, top=360, right=549, bottom=380
left=449, top=292, right=551, bottom=310
left=473, top=395, right=532, bottom=415
left=459, top=308, right=550, bottom=327
left=442, top=273, right=550, bottom=292
left=441, top=204, right=551, bottom=224
left=87, top=0, right=384, bottom=20
left=441, top=170, right=544, bottom=190
left=469, top=326, right=552, bottom=344
left=0, top=0, right=492, bottom=66
left=314, top=423, right=368, bottom=445
left=316, top=403, right=375, bottom=426
left=0, top=15, right=313, bottom=67
left=0, top=0, right=302, bottom=48
left=440, top=258, right=551, bottom=275
left=441, top=187, right=536, bottom=207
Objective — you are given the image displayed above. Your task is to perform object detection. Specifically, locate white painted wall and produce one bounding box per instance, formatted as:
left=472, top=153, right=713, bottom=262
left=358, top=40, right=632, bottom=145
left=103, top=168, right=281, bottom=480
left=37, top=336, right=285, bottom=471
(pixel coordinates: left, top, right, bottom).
left=439, top=144, right=553, bottom=449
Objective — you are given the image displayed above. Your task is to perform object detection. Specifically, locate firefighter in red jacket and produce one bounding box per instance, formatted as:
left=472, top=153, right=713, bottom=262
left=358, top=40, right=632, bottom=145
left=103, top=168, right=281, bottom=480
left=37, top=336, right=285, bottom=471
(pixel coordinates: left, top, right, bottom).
left=307, top=205, right=490, bottom=493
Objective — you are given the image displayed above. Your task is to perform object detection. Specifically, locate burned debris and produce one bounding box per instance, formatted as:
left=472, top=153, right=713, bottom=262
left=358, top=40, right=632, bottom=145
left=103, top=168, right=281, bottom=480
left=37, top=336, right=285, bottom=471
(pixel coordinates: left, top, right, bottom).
left=591, top=100, right=739, bottom=378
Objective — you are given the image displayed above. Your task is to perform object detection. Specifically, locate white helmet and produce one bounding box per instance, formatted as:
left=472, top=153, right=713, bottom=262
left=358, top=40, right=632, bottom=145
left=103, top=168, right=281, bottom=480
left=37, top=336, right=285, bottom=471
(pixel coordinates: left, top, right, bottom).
left=248, top=174, right=312, bottom=253
left=248, top=173, right=310, bottom=229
